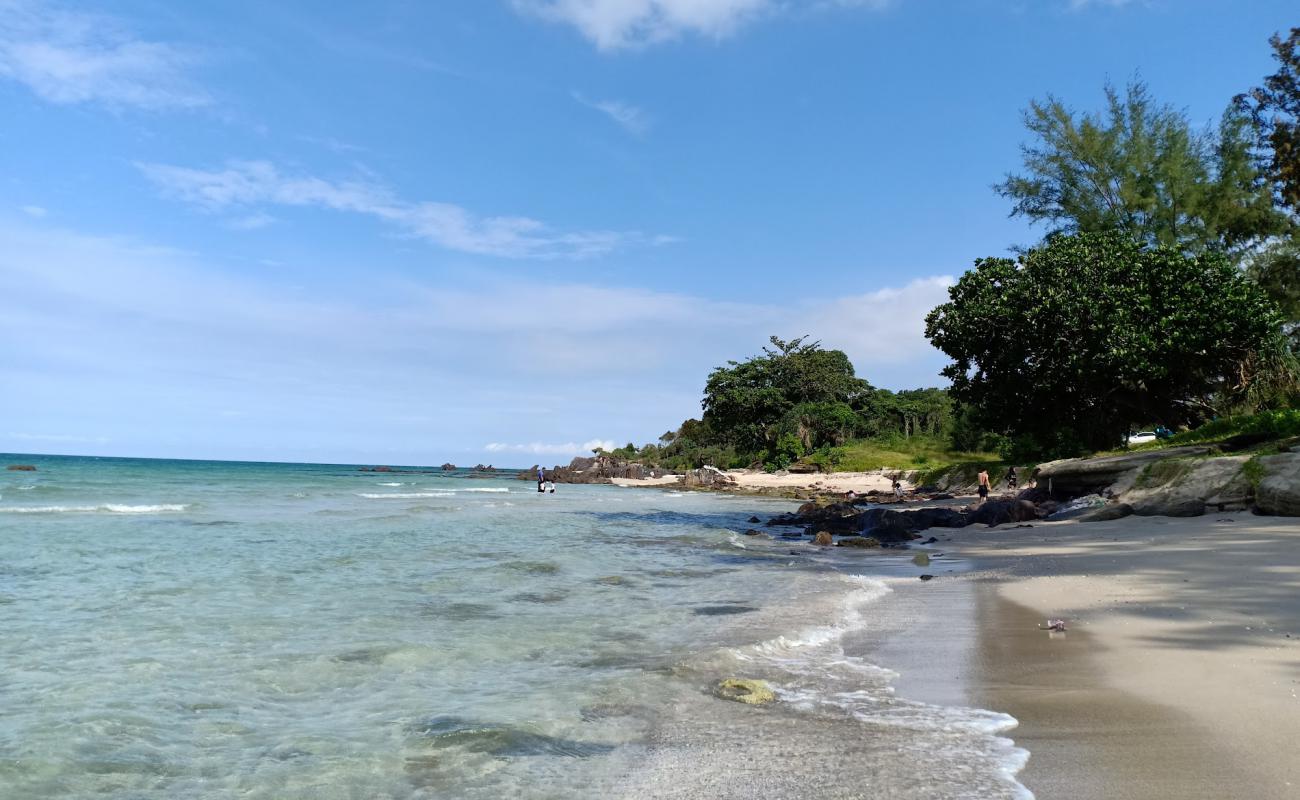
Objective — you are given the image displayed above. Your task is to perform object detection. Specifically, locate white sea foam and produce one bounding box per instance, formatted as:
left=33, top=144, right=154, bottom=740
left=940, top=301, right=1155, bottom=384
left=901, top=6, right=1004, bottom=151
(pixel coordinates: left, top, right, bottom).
left=0, top=504, right=189, bottom=514
left=356, top=492, right=455, bottom=499
left=461, top=487, right=509, bottom=493
left=376, top=482, right=405, bottom=487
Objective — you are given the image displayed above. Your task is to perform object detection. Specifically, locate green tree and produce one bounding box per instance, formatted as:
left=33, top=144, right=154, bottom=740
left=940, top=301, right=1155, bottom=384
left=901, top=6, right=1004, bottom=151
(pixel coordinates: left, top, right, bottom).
left=997, top=81, right=1286, bottom=258
left=1237, top=27, right=1300, bottom=214
left=925, top=232, right=1288, bottom=457
left=700, top=336, right=871, bottom=456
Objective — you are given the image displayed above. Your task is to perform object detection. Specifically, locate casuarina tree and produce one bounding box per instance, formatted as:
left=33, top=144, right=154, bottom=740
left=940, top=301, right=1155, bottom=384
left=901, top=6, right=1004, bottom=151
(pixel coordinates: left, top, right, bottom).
left=924, top=232, right=1288, bottom=457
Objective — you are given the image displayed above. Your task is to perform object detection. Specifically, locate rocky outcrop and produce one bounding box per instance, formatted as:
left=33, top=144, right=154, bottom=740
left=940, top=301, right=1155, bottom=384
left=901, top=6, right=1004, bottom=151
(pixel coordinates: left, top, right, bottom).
left=521, top=455, right=676, bottom=485
left=1121, top=456, right=1250, bottom=516
left=1254, top=453, right=1300, bottom=516
left=1035, top=447, right=1213, bottom=497
left=682, top=466, right=734, bottom=489
left=1077, top=502, right=1135, bottom=523
left=473, top=464, right=497, bottom=473
left=441, top=463, right=456, bottom=471
left=6, top=464, right=36, bottom=471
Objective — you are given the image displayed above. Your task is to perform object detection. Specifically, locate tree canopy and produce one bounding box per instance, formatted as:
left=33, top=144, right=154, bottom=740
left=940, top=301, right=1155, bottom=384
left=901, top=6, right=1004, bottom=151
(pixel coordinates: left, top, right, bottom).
left=1237, top=27, right=1300, bottom=214
left=924, top=232, right=1288, bottom=457
left=996, top=81, right=1286, bottom=258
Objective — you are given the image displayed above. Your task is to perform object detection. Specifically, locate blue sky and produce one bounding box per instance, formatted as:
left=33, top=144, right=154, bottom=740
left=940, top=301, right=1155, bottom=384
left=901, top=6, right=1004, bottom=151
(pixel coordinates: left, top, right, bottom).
left=1, top=0, right=1295, bottom=465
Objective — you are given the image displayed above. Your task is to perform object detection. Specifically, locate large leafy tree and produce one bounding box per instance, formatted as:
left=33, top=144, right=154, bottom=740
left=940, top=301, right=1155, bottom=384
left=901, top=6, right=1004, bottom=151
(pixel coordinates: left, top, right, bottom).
left=925, top=232, right=1287, bottom=457
left=700, top=336, right=870, bottom=455
left=996, top=82, right=1286, bottom=258
left=1237, top=27, right=1300, bottom=214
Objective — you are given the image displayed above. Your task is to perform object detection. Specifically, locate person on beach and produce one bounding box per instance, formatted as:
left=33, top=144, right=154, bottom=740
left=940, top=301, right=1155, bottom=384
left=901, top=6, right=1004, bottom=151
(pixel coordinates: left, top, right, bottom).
left=1004, top=466, right=1018, bottom=491
left=977, top=468, right=990, bottom=504
left=892, top=479, right=904, bottom=499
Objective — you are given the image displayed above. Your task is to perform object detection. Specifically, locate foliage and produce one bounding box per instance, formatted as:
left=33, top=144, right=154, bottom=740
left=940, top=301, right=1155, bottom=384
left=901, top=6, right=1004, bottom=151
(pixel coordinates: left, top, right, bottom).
left=1155, top=408, right=1300, bottom=447
left=701, top=336, right=871, bottom=455
left=1236, top=27, right=1300, bottom=214
left=924, top=231, right=1289, bottom=457
left=833, top=435, right=996, bottom=473
left=996, top=81, right=1286, bottom=259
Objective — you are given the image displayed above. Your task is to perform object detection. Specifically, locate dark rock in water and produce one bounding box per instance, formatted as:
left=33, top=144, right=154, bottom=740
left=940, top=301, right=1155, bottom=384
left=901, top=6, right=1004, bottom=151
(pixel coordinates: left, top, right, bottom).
left=423, top=601, right=501, bottom=621
left=780, top=532, right=803, bottom=540
left=473, top=464, right=497, bottom=472
left=921, top=536, right=938, bottom=544
left=748, top=516, right=762, bottom=523
left=519, top=455, right=678, bottom=485
left=1078, top=503, right=1134, bottom=523
left=509, top=591, right=569, bottom=604
left=693, top=604, right=758, bottom=616
left=930, top=493, right=954, bottom=501
left=966, top=499, right=1040, bottom=527
left=440, top=463, right=456, bottom=471
left=837, top=536, right=881, bottom=548
left=812, top=531, right=833, bottom=546
left=5, top=464, right=36, bottom=471
left=411, top=716, right=615, bottom=758
left=918, top=574, right=935, bottom=581
left=742, top=529, right=763, bottom=536
left=501, top=560, right=561, bottom=575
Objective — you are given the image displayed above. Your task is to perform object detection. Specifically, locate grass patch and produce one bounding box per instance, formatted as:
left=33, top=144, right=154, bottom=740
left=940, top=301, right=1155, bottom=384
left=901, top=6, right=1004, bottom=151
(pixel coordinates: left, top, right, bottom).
left=834, top=436, right=998, bottom=473
left=1156, top=410, right=1300, bottom=448
left=1133, top=458, right=1196, bottom=489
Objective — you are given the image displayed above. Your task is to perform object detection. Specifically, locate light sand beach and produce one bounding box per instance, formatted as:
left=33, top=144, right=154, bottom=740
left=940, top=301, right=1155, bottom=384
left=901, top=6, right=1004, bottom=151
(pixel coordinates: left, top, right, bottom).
left=889, top=511, right=1300, bottom=799
left=612, top=470, right=908, bottom=494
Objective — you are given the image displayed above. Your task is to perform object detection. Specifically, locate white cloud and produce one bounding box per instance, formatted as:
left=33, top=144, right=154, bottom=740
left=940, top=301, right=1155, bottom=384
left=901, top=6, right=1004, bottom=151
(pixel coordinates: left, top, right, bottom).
left=485, top=439, right=617, bottom=455
left=573, top=91, right=651, bottom=135
left=137, top=159, right=665, bottom=260
left=20, top=205, right=46, bottom=217
left=0, top=220, right=953, bottom=462
left=0, top=0, right=208, bottom=109
left=514, top=0, right=889, bottom=50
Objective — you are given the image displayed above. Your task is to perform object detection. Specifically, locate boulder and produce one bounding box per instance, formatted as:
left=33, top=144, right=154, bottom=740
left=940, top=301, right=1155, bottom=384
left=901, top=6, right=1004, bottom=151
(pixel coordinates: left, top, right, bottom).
left=812, top=531, right=834, bottom=546
left=440, top=463, right=456, bottom=471
left=1077, top=503, right=1134, bottom=523
left=1124, top=456, right=1250, bottom=517
left=1254, top=453, right=1300, bottom=516
left=1047, top=494, right=1109, bottom=521
left=682, top=466, right=735, bottom=489
left=715, top=678, right=776, bottom=705
left=966, top=499, right=1040, bottom=527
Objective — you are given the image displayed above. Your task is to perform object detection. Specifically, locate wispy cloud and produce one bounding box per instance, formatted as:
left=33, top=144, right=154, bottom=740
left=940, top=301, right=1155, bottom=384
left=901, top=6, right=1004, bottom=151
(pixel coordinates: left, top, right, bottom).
left=20, top=205, right=47, bottom=218
left=573, top=91, right=651, bottom=135
left=137, top=159, right=668, bottom=260
left=485, top=439, right=617, bottom=455
left=0, top=0, right=208, bottom=110
left=514, top=0, right=890, bottom=51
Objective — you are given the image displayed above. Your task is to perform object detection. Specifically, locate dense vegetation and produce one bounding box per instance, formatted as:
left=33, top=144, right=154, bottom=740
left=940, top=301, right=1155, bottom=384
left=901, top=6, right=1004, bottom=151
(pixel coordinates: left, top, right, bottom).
left=925, top=232, right=1290, bottom=459
left=601, top=337, right=968, bottom=471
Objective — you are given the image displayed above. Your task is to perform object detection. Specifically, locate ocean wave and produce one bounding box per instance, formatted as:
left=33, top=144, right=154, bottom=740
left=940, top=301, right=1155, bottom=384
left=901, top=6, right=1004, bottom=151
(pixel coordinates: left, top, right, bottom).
left=0, top=504, right=189, bottom=514
left=377, top=482, right=406, bottom=486
left=461, top=488, right=509, bottom=493
left=356, top=492, right=455, bottom=499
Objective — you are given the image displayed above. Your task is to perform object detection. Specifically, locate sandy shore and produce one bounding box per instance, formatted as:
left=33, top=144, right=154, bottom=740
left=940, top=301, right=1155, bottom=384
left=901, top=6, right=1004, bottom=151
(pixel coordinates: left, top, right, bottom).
left=904, top=511, right=1300, bottom=799
left=613, top=469, right=908, bottom=493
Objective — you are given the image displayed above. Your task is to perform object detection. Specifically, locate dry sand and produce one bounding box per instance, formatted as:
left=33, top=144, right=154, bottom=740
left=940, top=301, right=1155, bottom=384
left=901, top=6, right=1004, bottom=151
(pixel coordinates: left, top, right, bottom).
left=936, top=512, right=1300, bottom=799
left=612, top=470, right=908, bottom=493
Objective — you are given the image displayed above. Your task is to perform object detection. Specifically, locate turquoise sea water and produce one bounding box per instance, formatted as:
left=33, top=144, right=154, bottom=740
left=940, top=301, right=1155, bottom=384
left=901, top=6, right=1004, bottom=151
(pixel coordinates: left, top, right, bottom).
left=0, top=455, right=1029, bottom=799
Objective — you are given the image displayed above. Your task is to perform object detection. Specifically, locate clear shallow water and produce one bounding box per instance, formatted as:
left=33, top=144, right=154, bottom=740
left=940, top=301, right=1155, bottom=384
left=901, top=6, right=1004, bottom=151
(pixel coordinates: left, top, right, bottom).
left=0, top=455, right=1029, bottom=799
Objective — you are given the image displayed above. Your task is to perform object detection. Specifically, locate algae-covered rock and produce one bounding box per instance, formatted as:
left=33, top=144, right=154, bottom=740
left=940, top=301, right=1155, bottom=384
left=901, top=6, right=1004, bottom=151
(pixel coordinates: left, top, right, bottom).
left=812, top=531, right=833, bottom=546
left=836, top=536, right=881, bottom=548
left=715, top=678, right=776, bottom=705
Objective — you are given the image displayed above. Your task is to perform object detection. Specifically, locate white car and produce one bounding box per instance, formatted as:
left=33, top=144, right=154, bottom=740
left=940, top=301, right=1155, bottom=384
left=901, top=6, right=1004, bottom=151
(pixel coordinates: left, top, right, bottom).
left=1126, top=431, right=1157, bottom=445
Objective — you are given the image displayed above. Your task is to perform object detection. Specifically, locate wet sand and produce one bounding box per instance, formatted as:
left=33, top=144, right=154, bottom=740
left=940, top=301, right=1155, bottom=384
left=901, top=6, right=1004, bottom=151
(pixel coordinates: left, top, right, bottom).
left=887, top=511, right=1300, bottom=799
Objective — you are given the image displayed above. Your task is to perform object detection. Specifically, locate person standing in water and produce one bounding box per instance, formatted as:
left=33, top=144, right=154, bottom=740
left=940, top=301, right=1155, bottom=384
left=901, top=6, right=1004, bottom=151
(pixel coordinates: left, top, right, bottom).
left=977, top=468, right=990, bottom=505
left=537, top=466, right=545, bottom=493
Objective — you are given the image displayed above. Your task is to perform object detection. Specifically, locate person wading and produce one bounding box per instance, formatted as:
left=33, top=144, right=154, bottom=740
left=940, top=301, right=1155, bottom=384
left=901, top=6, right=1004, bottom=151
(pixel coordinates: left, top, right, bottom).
left=977, top=468, right=990, bottom=505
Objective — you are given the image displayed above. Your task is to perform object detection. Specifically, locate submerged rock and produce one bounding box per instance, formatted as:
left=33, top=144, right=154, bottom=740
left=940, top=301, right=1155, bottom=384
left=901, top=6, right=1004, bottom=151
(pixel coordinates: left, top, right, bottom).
left=812, top=531, right=833, bottom=546
left=411, top=716, right=615, bottom=757
left=5, top=464, right=36, bottom=471
left=836, top=536, right=881, bottom=548
left=715, top=678, right=776, bottom=705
